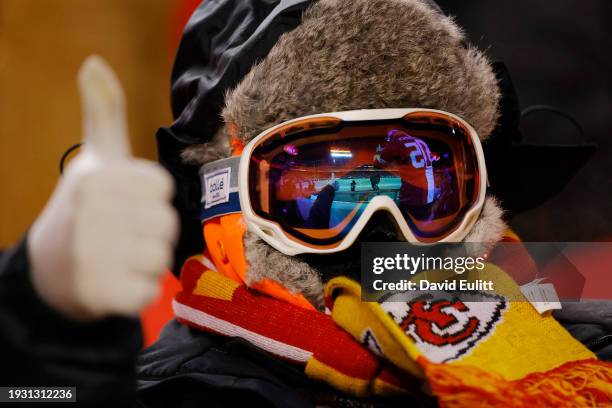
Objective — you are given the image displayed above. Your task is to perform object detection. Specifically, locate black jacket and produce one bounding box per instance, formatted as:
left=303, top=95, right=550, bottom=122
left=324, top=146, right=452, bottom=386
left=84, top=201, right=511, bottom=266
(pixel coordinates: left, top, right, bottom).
left=136, top=320, right=435, bottom=408
left=0, top=238, right=142, bottom=407
left=136, top=320, right=316, bottom=407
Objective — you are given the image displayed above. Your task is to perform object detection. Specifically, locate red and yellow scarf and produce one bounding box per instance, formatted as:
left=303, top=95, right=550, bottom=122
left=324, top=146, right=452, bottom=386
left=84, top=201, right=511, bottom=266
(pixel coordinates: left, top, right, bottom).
left=174, top=252, right=612, bottom=407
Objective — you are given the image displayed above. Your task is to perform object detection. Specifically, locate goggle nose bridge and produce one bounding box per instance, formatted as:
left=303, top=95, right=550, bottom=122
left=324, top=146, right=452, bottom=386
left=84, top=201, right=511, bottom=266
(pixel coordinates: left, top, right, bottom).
left=350, top=195, right=413, bottom=241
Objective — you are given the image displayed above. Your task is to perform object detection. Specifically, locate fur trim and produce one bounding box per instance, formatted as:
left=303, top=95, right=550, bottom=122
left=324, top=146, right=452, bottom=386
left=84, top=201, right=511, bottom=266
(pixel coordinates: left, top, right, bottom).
left=463, top=196, right=507, bottom=245
left=244, top=231, right=325, bottom=310
left=223, top=0, right=500, bottom=144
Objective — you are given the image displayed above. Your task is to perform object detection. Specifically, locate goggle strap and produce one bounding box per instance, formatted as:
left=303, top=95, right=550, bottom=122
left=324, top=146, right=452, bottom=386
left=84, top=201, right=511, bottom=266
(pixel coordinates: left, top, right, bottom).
left=199, top=156, right=242, bottom=221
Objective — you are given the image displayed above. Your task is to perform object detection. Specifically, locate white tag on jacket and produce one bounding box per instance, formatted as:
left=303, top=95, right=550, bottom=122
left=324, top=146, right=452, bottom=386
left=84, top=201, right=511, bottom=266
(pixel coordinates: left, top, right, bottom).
left=520, top=279, right=562, bottom=315
left=204, top=167, right=231, bottom=209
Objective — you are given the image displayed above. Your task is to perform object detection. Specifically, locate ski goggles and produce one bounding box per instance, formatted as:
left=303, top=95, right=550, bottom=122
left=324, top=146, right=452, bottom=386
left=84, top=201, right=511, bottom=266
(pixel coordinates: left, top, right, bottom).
left=199, top=108, right=487, bottom=255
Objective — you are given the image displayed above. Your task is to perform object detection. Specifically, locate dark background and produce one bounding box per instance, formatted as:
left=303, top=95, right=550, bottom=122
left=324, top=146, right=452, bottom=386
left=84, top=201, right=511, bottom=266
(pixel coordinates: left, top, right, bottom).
left=437, top=1, right=611, bottom=241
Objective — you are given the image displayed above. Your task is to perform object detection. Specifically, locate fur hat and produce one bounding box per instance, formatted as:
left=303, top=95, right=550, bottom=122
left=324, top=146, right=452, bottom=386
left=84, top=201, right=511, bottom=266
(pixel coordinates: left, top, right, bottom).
left=182, top=0, right=507, bottom=309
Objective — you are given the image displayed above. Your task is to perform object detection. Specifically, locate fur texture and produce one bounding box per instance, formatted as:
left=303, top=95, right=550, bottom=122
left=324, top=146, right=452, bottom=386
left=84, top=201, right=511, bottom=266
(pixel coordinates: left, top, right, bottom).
left=182, top=0, right=505, bottom=308
left=464, top=197, right=507, bottom=245
left=223, top=0, right=500, bottom=144
left=243, top=231, right=325, bottom=308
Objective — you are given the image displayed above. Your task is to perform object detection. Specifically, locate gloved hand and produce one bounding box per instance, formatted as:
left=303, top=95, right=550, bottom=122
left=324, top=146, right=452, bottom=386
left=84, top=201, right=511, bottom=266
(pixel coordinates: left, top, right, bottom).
left=27, top=56, right=178, bottom=320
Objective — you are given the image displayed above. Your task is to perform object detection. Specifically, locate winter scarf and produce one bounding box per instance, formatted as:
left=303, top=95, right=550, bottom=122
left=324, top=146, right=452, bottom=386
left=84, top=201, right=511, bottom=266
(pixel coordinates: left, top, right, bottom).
left=173, top=253, right=612, bottom=407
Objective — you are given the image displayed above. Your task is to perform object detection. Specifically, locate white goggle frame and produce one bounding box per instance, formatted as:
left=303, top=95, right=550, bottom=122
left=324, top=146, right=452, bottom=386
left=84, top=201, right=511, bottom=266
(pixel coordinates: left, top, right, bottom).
left=237, top=108, right=488, bottom=256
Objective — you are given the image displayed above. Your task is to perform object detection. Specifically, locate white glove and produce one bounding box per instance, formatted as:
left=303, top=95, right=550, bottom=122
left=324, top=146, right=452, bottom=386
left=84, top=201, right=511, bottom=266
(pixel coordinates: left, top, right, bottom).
left=28, top=56, right=178, bottom=320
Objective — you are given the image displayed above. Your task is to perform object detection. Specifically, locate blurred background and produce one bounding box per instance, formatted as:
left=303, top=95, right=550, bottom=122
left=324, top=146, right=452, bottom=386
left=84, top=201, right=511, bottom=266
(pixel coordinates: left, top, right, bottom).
left=437, top=0, right=611, bottom=242
left=0, top=0, right=203, bottom=247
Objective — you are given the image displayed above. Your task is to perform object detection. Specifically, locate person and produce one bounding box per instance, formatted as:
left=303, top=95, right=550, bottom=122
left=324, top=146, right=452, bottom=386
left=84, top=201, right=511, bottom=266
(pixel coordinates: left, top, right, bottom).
left=139, top=0, right=507, bottom=406
left=0, top=57, right=178, bottom=407
left=374, top=129, right=436, bottom=219
left=375, top=130, right=435, bottom=199
left=369, top=173, right=381, bottom=192
left=351, top=179, right=356, bottom=192
left=303, top=184, right=336, bottom=229
left=144, top=0, right=612, bottom=406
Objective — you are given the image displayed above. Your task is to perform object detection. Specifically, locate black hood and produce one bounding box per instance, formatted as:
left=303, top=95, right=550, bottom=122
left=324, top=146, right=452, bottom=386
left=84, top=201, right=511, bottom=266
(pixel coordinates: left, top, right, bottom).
left=169, top=0, right=314, bottom=144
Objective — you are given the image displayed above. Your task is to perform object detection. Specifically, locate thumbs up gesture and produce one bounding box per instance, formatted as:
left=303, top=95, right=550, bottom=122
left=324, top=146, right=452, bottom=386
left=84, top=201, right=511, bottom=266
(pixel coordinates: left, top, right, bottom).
left=28, top=56, right=178, bottom=320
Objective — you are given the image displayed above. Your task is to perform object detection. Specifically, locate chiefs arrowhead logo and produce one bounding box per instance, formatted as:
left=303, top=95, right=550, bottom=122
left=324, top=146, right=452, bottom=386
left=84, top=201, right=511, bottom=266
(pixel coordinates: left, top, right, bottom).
left=382, top=293, right=507, bottom=362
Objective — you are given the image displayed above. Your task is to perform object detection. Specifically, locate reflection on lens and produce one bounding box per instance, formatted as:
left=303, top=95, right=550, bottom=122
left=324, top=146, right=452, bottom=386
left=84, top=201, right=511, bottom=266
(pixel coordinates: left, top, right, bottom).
left=249, top=113, right=479, bottom=246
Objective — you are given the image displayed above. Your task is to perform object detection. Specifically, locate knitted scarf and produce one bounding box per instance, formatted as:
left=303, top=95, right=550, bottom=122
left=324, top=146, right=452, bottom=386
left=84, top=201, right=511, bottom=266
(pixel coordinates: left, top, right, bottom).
left=174, top=254, right=612, bottom=407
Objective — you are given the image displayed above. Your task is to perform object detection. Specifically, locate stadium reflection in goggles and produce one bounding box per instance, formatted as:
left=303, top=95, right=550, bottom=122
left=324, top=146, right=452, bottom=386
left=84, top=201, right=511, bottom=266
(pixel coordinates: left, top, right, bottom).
left=200, top=109, right=488, bottom=255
